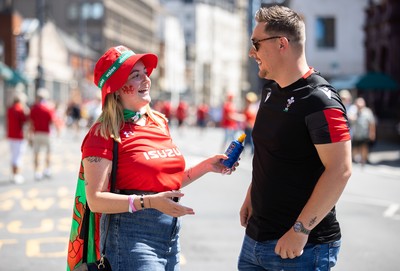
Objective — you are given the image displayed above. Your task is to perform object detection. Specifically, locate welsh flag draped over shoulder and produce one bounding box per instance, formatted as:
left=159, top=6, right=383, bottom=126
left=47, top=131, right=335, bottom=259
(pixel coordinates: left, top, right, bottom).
left=67, top=162, right=101, bottom=271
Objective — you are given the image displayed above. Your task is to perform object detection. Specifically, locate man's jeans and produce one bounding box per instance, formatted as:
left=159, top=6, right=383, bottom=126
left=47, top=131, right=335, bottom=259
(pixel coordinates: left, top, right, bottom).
left=238, top=234, right=341, bottom=271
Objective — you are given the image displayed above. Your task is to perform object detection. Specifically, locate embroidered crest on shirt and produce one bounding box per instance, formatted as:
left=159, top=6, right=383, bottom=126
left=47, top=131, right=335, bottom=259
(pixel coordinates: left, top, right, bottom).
left=320, top=87, right=332, bottom=99
left=264, top=89, right=272, bottom=103
left=123, top=131, right=134, bottom=138
left=283, top=97, right=295, bottom=112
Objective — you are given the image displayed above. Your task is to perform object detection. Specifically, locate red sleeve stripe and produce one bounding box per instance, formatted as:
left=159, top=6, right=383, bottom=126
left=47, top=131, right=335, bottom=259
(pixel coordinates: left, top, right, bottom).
left=323, top=108, right=351, bottom=143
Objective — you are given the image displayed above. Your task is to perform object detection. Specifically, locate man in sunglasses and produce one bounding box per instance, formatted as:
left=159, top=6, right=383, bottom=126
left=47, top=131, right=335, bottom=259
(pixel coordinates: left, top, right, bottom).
left=238, top=5, right=352, bottom=270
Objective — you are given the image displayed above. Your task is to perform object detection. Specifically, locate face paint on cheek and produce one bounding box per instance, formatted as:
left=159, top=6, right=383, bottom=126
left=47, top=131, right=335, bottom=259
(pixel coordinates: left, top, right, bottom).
left=121, top=85, right=136, bottom=94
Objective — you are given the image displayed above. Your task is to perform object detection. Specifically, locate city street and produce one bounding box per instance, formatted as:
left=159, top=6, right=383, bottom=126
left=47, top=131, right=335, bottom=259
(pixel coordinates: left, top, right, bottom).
left=0, top=125, right=399, bottom=271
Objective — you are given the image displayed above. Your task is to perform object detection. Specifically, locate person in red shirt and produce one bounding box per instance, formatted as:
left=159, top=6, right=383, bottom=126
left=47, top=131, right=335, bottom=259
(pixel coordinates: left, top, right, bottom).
left=175, top=100, right=188, bottom=128
left=81, top=45, right=236, bottom=270
left=7, top=92, right=29, bottom=184
left=160, top=100, right=172, bottom=120
left=242, top=92, right=259, bottom=154
left=29, top=88, right=55, bottom=180
left=220, top=93, right=241, bottom=151
left=196, top=103, right=209, bottom=134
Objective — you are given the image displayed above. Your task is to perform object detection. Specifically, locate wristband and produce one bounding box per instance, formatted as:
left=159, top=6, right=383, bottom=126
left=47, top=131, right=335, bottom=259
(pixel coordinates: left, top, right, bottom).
left=128, top=195, right=137, bottom=213
left=140, top=194, right=145, bottom=209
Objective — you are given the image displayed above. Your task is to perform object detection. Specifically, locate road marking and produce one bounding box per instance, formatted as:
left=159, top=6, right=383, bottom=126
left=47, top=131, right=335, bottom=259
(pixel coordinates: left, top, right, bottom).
left=341, top=194, right=399, bottom=220
left=0, top=239, right=17, bottom=250
left=180, top=254, right=187, bottom=265
left=383, top=203, right=399, bottom=218
left=341, top=193, right=393, bottom=207
left=358, top=164, right=400, bottom=179
left=26, top=237, right=68, bottom=257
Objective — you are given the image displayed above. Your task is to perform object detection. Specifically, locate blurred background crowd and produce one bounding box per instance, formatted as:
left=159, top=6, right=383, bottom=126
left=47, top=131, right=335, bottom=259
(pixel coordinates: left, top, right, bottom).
left=1, top=0, right=399, bottom=142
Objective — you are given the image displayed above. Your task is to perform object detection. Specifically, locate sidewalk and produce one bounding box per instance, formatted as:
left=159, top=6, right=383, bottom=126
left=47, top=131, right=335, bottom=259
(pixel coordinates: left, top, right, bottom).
left=0, top=126, right=83, bottom=184
left=368, top=141, right=400, bottom=167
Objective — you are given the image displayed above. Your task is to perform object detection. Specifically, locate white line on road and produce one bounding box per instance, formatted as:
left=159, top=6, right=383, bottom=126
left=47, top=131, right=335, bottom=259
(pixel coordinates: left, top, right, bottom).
left=340, top=194, right=399, bottom=220
left=341, top=193, right=394, bottom=207
left=383, top=203, right=400, bottom=218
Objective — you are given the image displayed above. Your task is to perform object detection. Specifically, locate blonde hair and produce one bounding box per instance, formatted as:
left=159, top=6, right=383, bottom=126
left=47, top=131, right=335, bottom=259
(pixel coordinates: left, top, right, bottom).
left=93, top=93, right=168, bottom=143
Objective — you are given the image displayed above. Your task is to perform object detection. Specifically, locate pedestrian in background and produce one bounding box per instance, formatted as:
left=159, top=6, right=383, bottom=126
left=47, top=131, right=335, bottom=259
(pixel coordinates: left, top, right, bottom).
left=196, top=102, right=209, bottom=134
left=29, top=88, right=55, bottom=181
left=338, top=89, right=355, bottom=113
left=86, top=92, right=102, bottom=128
left=220, top=92, right=240, bottom=151
left=242, top=91, right=258, bottom=155
left=160, top=100, right=172, bottom=121
left=348, top=97, right=376, bottom=166
left=66, top=97, right=82, bottom=138
left=6, top=92, right=29, bottom=184
left=238, top=6, right=352, bottom=270
left=339, top=89, right=356, bottom=138
left=77, top=45, right=236, bottom=271
left=175, top=100, right=188, bottom=133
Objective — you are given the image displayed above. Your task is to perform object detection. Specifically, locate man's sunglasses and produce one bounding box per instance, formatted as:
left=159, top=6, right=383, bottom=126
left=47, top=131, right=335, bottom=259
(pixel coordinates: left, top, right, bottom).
left=251, top=36, right=289, bottom=51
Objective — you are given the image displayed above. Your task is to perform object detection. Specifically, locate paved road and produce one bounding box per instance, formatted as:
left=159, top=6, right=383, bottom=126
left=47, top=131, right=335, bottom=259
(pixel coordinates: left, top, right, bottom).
left=0, top=126, right=399, bottom=270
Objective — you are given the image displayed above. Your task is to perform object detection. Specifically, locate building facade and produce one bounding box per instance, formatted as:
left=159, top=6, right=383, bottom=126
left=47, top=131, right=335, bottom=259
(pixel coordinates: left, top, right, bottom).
left=290, top=0, right=370, bottom=78
left=5, top=0, right=161, bottom=97
left=363, top=0, right=400, bottom=135
left=161, top=0, right=247, bottom=109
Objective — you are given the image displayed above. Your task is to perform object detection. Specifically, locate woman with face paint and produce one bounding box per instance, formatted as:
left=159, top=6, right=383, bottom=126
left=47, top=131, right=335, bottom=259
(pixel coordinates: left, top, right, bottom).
left=78, top=45, right=235, bottom=271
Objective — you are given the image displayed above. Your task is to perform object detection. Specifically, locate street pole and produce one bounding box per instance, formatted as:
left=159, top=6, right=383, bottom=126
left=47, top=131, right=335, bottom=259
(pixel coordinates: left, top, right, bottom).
left=35, top=0, right=45, bottom=94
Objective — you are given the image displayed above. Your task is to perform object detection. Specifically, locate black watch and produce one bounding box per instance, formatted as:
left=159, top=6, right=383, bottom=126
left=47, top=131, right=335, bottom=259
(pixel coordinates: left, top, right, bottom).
left=293, top=221, right=311, bottom=235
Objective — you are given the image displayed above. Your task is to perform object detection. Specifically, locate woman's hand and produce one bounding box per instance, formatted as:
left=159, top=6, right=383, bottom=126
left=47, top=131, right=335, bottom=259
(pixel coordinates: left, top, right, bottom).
left=146, top=191, right=195, bottom=217
left=181, top=154, right=240, bottom=187
left=207, top=154, right=240, bottom=175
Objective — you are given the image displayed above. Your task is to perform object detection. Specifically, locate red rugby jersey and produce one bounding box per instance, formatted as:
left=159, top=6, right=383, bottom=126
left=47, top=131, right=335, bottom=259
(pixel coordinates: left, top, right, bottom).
left=81, top=115, right=185, bottom=192
left=7, top=103, right=28, bottom=139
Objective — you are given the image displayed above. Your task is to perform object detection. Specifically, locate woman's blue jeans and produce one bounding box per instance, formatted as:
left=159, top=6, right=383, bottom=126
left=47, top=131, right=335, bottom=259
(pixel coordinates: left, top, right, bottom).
left=238, top=234, right=341, bottom=271
left=101, top=208, right=181, bottom=271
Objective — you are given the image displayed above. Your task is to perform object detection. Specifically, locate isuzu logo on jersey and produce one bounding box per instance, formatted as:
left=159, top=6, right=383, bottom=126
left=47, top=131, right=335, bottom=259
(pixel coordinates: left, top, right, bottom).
left=143, top=148, right=183, bottom=160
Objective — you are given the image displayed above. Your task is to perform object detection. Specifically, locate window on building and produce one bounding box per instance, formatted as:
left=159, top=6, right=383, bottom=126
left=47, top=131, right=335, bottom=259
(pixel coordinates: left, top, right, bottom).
left=82, top=2, right=104, bottom=20
left=316, top=17, right=335, bottom=48
left=81, top=3, right=91, bottom=20
left=67, top=2, right=104, bottom=21
left=91, top=3, right=104, bottom=19
left=67, top=3, right=79, bottom=21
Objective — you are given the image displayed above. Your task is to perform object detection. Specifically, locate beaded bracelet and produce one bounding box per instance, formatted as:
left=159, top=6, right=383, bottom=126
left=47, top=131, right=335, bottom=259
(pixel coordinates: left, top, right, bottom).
left=128, top=195, right=137, bottom=213
left=140, top=194, right=145, bottom=209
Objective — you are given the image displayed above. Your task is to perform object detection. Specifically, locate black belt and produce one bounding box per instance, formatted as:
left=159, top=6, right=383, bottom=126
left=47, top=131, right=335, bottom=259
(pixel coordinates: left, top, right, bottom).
left=115, top=189, right=179, bottom=202
left=115, top=189, right=157, bottom=195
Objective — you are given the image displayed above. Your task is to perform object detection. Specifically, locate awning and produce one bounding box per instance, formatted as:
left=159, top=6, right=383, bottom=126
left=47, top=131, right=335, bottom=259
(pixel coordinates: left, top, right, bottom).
left=330, top=75, right=361, bottom=90
left=0, top=61, right=14, bottom=81
left=356, top=72, right=398, bottom=91
left=331, top=72, right=399, bottom=91
left=0, top=62, right=30, bottom=86
left=8, top=69, right=30, bottom=85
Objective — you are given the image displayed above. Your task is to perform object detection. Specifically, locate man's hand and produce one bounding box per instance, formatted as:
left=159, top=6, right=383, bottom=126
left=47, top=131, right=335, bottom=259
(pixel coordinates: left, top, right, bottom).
left=274, top=229, right=308, bottom=259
